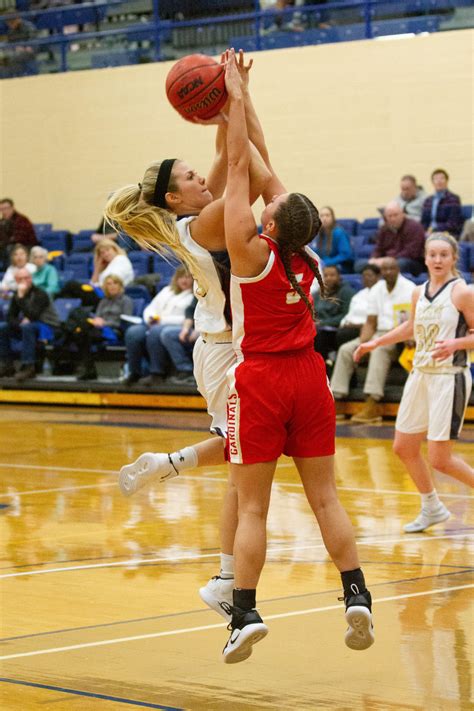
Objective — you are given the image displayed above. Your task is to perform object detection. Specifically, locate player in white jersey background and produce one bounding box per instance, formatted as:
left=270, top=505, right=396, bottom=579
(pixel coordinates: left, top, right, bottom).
left=354, top=233, right=473, bottom=532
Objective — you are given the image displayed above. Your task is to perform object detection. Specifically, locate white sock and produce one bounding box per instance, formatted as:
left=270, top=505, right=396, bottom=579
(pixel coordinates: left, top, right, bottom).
left=220, top=553, right=234, bottom=579
left=168, top=446, right=198, bottom=473
left=421, top=490, right=441, bottom=513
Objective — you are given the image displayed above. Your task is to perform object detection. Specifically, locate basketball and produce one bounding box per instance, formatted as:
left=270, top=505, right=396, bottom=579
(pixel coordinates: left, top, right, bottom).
left=165, top=54, right=227, bottom=121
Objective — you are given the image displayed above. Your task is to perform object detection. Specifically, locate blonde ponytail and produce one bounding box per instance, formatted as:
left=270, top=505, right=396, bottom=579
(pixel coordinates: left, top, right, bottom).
left=104, top=170, right=209, bottom=295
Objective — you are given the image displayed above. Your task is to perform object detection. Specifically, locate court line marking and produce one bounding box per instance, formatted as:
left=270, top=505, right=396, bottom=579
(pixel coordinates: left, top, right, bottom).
left=0, top=583, right=472, bottom=662
left=1, top=568, right=471, bottom=644
left=0, top=462, right=472, bottom=499
left=0, top=677, right=182, bottom=710
left=0, top=482, right=117, bottom=497
left=0, top=533, right=472, bottom=580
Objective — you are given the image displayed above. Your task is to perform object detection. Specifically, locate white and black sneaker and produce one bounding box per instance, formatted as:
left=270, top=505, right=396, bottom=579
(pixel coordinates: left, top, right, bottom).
left=342, top=585, right=374, bottom=651
left=222, top=606, right=268, bottom=664
left=199, top=576, right=234, bottom=622
left=118, top=452, right=178, bottom=497
left=404, top=504, right=450, bottom=533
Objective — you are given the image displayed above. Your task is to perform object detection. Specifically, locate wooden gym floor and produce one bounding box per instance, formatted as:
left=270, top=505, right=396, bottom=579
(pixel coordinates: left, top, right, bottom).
left=0, top=404, right=472, bottom=710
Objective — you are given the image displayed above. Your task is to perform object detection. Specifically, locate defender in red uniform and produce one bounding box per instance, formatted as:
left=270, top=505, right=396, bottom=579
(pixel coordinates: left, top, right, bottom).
left=221, top=50, right=374, bottom=664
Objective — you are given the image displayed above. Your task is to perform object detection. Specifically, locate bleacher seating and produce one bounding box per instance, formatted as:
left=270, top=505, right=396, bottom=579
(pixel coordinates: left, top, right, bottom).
left=39, top=230, right=70, bottom=254
left=71, top=231, right=95, bottom=252
left=53, top=297, right=82, bottom=323
left=63, top=254, right=92, bottom=281
left=128, top=251, right=151, bottom=276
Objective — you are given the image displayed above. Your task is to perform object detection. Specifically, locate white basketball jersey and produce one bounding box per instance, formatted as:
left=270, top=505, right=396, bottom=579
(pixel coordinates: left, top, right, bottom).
left=413, top=278, right=468, bottom=371
left=176, top=216, right=230, bottom=334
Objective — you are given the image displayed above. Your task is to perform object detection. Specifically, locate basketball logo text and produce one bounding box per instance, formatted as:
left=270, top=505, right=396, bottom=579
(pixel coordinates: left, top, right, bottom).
left=227, top=392, right=239, bottom=457
left=177, top=76, right=204, bottom=99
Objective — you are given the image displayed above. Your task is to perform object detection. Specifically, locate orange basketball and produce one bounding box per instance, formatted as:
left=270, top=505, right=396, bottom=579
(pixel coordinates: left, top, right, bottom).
left=165, top=54, right=227, bottom=121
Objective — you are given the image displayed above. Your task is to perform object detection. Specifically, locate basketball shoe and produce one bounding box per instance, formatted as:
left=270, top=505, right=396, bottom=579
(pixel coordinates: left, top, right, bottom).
left=222, top=605, right=268, bottom=664
left=404, top=503, right=450, bottom=533
left=118, top=453, right=178, bottom=496
left=342, top=584, right=374, bottom=651
left=199, top=576, right=234, bottom=622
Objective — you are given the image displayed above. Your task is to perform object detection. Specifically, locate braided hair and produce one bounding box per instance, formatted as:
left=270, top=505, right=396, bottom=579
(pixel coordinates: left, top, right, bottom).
left=274, top=193, right=325, bottom=317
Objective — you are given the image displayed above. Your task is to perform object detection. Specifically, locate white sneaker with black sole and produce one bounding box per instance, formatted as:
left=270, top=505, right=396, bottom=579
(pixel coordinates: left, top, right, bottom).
left=118, top=452, right=178, bottom=496
left=199, top=576, right=234, bottom=622
left=222, top=607, right=268, bottom=664
left=343, top=585, right=374, bottom=651
left=404, top=504, right=451, bottom=533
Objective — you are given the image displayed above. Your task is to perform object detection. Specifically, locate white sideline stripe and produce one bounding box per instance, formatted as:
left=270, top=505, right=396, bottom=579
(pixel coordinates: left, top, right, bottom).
left=0, top=483, right=116, bottom=497
left=0, top=583, right=472, bottom=662
left=0, top=533, right=472, bottom=580
left=1, top=462, right=472, bottom=500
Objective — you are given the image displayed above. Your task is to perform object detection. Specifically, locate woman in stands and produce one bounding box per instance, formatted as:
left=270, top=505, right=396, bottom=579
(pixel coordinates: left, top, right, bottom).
left=354, top=233, right=473, bottom=532
left=219, top=50, right=373, bottom=664
left=0, top=244, right=36, bottom=295
left=73, top=274, right=134, bottom=381
left=315, top=206, right=354, bottom=273
left=91, top=238, right=134, bottom=288
left=124, top=265, right=194, bottom=386
left=105, top=50, right=271, bottom=623
left=31, top=246, right=60, bottom=297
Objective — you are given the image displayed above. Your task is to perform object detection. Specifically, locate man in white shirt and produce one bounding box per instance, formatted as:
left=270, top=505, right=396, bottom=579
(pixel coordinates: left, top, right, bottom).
left=331, top=258, right=415, bottom=423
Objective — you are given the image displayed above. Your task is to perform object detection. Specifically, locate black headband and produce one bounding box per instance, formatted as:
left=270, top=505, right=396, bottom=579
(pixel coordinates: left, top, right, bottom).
left=153, top=159, right=177, bottom=209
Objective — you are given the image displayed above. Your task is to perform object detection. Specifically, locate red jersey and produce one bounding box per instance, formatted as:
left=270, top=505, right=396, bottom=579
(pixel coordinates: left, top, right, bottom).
left=230, top=235, right=317, bottom=357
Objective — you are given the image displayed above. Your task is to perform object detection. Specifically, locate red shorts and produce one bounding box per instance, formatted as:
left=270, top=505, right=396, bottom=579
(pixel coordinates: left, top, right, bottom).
left=226, top=347, right=335, bottom=464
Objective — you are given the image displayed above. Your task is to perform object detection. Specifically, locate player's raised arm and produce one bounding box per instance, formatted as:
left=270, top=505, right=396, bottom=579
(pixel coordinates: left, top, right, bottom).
left=224, top=50, right=269, bottom=278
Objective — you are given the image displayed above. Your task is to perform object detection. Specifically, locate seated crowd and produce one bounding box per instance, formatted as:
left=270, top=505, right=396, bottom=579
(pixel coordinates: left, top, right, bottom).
left=0, top=168, right=472, bottom=420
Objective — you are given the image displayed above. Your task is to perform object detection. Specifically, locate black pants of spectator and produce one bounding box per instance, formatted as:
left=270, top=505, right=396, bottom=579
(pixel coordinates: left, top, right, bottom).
left=314, top=328, right=338, bottom=362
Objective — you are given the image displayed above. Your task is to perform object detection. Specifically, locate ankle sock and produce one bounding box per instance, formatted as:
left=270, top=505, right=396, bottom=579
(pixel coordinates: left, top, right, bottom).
left=220, top=553, right=234, bottom=580
left=167, top=446, right=198, bottom=473
left=421, top=490, right=441, bottom=513
left=233, top=588, right=256, bottom=611
left=341, top=568, right=367, bottom=598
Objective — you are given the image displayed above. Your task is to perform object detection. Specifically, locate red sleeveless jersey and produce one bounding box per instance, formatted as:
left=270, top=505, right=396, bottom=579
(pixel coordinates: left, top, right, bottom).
left=230, top=235, right=317, bottom=357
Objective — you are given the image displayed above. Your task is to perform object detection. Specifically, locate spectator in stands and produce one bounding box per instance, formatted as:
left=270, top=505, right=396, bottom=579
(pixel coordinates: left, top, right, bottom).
left=0, top=198, right=37, bottom=270
left=314, top=206, right=354, bottom=273
left=124, top=266, right=194, bottom=387
left=3, top=14, right=37, bottom=77
left=355, top=202, right=426, bottom=275
left=421, top=168, right=464, bottom=238
left=336, top=264, right=381, bottom=351
left=1, top=244, right=36, bottom=296
left=330, top=257, right=415, bottom=423
left=161, top=297, right=199, bottom=386
left=262, top=0, right=307, bottom=32
left=71, top=275, right=134, bottom=381
left=391, top=174, right=426, bottom=222
left=30, top=246, right=60, bottom=297
left=313, top=265, right=354, bottom=363
left=0, top=267, right=60, bottom=381
left=90, top=238, right=134, bottom=288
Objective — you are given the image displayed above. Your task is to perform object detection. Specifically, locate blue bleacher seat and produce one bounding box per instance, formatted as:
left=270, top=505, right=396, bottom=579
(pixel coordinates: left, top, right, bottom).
left=458, top=242, right=470, bottom=272
left=58, top=269, right=75, bottom=288
left=71, top=231, right=94, bottom=252
left=353, top=243, right=373, bottom=260
left=34, top=223, right=52, bottom=238
left=125, top=284, right=151, bottom=303
left=132, top=298, right=146, bottom=318
left=53, top=298, right=82, bottom=322
left=461, top=205, right=473, bottom=221
left=359, top=218, right=380, bottom=231
left=337, top=219, right=359, bottom=236
left=40, top=230, right=70, bottom=254
left=343, top=274, right=363, bottom=291
left=153, top=256, right=180, bottom=280
left=128, top=252, right=151, bottom=276
left=63, top=254, right=92, bottom=281
left=469, top=244, right=474, bottom=270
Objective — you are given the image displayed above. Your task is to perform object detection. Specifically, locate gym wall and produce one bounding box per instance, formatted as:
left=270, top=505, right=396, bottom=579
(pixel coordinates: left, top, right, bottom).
left=0, top=28, right=472, bottom=230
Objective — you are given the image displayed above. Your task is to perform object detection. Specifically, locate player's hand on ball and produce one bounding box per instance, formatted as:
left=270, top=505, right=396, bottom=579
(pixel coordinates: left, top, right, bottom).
left=224, top=49, right=242, bottom=99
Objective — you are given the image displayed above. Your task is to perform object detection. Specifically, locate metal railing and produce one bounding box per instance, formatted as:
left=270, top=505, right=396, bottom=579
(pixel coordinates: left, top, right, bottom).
left=0, top=0, right=472, bottom=77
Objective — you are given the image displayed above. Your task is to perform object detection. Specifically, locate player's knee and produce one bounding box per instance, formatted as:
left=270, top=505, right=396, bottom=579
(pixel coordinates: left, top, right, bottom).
left=427, top=449, right=450, bottom=472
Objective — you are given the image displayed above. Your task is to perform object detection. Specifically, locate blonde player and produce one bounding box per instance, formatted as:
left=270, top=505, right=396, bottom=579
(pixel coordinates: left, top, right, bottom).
left=354, top=233, right=474, bottom=532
